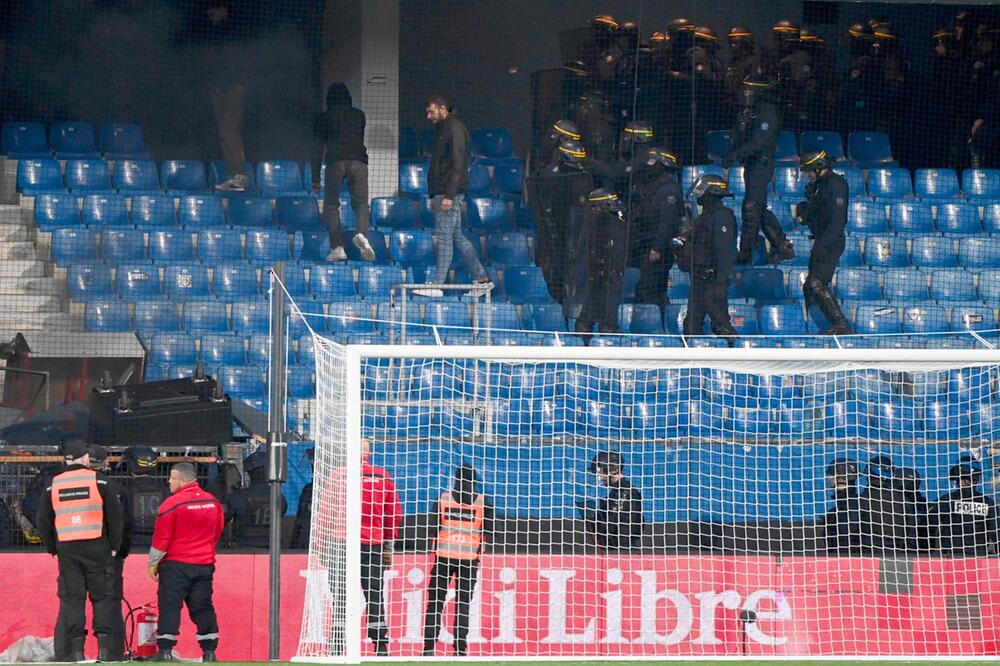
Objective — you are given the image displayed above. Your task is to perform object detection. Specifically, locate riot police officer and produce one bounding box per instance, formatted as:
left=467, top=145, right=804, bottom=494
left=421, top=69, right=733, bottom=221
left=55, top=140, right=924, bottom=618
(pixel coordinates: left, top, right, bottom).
left=629, top=146, right=685, bottom=308
left=579, top=452, right=643, bottom=551
left=226, top=449, right=287, bottom=548
left=795, top=149, right=850, bottom=335
left=816, top=459, right=863, bottom=555
left=929, top=460, right=998, bottom=557
left=675, top=174, right=739, bottom=343
left=540, top=119, right=582, bottom=165
left=799, top=28, right=837, bottom=130
left=723, top=73, right=795, bottom=265
left=574, top=90, right=615, bottom=162
left=726, top=27, right=762, bottom=109
left=858, top=455, right=925, bottom=554
left=88, top=445, right=129, bottom=660
left=773, top=22, right=817, bottom=134
left=121, top=446, right=170, bottom=548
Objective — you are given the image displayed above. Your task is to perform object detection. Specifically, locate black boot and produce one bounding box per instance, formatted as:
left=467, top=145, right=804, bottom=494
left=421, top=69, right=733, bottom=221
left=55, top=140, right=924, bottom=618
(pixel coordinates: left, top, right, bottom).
left=767, top=239, right=795, bottom=264
left=813, top=284, right=850, bottom=335
left=374, top=641, right=389, bottom=657
left=152, top=647, right=177, bottom=662
left=201, top=650, right=217, bottom=662
left=67, top=639, right=86, bottom=663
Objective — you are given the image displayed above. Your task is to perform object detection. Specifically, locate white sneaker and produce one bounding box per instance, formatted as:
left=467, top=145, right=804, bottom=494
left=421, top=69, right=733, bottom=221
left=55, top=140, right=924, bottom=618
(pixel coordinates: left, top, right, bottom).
left=326, top=246, right=348, bottom=262
left=412, top=287, right=444, bottom=298
left=353, top=234, right=376, bottom=261
left=214, top=174, right=247, bottom=191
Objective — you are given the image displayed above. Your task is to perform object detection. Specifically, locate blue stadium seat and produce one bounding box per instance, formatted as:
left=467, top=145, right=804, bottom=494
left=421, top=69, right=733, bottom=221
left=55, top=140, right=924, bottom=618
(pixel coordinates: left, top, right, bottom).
left=863, top=235, right=908, bottom=267
left=197, top=229, right=243, bottom=263
left=952, top=304, right=996, bottom=332
left=183, top=300, right=229, bottom=333
left=470, top=127, right=514, bottom=160
left=493, top=163, right=524, bottom=199
left=726, top=166, right=746, bottom=196
left=475, top=302, right=519, bottom=331
left=359, top=265, right=405, bottom=299
left=854, top=304, right=901, bottom=334
left=783, top=267, right=807, bottom=300
left=526, top=303, right=567, bottom=331
left=287, top=366, right=315, bottom=399
left=902, top=305, right=949, bottom=333
left=621, top=267, right=639, bottom=302
left=736, top=267, right=785, bottom=301
left=985, top=204, right=1000, bottom=235
left=65, top=159, right=112, bottom=193
left=773, top=131, right=798, bottom=165
left=99, top=123, right=149, bottom=160
left=930, top=268, right=976, bottom=301
left=503, top=265, right=549, bottom=304
left=256, top=161, right=305, bottom=197
left=399, top=163, right=429, bottom=196
left=682, top=165, right=723, bottom=192
left=425, top=301, right=471, bottom=329
left=389, top=230, right=435, bottom=267
left=847, top=200, right=887, bottom=233
left=347, top=228, right=389, bottom=263
left=836, top=268, right=881, bottom=301
left=51, top=227, right=99, bottom=264
left=487, top=232, right=531, bottom=265
left=759, top=304, right=806, bottom=335
left=371, top=197, right=418, bottom=229
left=911, top=235, right=957, bottom=268
left=959, top=237, right=1000, bottom=269
left=246, top=229, right=291, bottom=265
left=882, top=267, right=928, bottom=300
left=871, top=402, right=920, bottom=443
left=275, top=197, right=321, bottom=230
left=619, top=304, right=664, bottom=334
left=937, top=202, right=982, bottom=234
left=100, top=228, right=146, bottom=263
left=773, top=166, right=806, bottom=198
left=310, top=264, right=356, bottom=299
left=200, top=333, right=246, bottom=366
left=868, top=167, right=913, bottom=200
left=35, top=194, right=80, bottom=230
left=667, top=269, right=690, bottom=300
left=212, top=262, right=259, bottom=299
left=291, top=229, right=329, bottom=262
left=113, top=160, right=160, bottom=195
left=160, top=160, right=208, bottom=193
left=132, top=195, right=177, bottom=227
left=178, top=196, right=224, bottom=228
left=2, top=121, right=48, bottom=158
left=149, top=227, right=196, bottom=264
left=728, top=303, right=759, bottom=335
left=848, top=131, right=896, bottom=168
left=49, top=122, right=99, bottom=158
left=915, top=168, right=960, bottom=199
left=962, top=169, right=1000, bottom=202
left=888, top=201, right=933, bottom=234
left=66, top=263, right=113, bottom=300
left=144, top=365, right=169, bottom=382
left=17, top=158, right=64, bottom=195
left=248, top=334, right=272, bottom=366
left=134, top=299, right=181, bottom=335
left=150, top=333, right=197, bottom=366
left=706, top=130, right=731, bottom=164
left=799, top=131, right=845, bottom=162
left=85, top=299, right=131, bottom=332
left=328, top=299, right=375, bottom=334
left=784, top=233, right=812, bottom=266
left=115, top=263, right=161, bottom=301
left=468, top=197, right=509, bottom=230
left=227, top=197, right=273, bottom=228
left=164, top=264, right=209, bottom=300
left=833, top=166, right=867, bottom=199
left=840, top=236, right=863, bottom=267
left=219, top=366, right=265, bottom=400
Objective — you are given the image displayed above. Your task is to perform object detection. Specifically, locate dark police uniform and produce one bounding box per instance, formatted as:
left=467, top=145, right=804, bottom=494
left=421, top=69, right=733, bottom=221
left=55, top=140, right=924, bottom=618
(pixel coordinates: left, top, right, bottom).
left=677, top=191, right=738, bottom=340
left=929, top=464, right=998, bottom=557
left=632, top=167, right=685, bottom=307
left=858, top=457, right=925, bottom=555
left=225, top=479, right=287, bottom=548
left=815, top=460, right=863, bottom=555
left=580, top=453, right=644, bottom=551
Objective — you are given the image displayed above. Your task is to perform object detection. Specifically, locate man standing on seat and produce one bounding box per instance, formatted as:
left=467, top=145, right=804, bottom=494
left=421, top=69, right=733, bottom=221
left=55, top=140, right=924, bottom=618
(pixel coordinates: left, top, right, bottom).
left=414, top=94, right=490, bottom=298
left=312, top=82, right=376, bottom=263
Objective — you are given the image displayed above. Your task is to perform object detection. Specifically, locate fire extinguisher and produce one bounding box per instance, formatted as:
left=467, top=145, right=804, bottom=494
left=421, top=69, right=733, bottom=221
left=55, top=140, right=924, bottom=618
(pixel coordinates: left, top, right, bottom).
left=134, top=604, right=159, bottom=659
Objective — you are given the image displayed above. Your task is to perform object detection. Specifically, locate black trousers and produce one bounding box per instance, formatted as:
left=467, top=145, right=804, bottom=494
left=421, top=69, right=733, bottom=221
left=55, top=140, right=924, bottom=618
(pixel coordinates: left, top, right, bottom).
left=740, top=161, right=787, bottom=257
left=54, top=540, right=116, bottom=649
left=327, top=545, right=388, bottom=649
left=156, top=561, right=219, bottom=652
left=634, top=252, right=672, bottom=307
left=422, top=557, right=479, bottom=655
left=324, top=160, right=370, bottom=249
left=208, top=83, right=247, bottom=178
left=684, top=278, right=735, bottom=337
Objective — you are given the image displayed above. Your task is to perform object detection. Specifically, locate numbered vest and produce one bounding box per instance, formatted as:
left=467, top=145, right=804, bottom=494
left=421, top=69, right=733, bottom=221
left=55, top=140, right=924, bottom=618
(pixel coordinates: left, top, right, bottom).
left=436, top=492, right=484, bottom=560
left=50, top=469, right=104, bottom=542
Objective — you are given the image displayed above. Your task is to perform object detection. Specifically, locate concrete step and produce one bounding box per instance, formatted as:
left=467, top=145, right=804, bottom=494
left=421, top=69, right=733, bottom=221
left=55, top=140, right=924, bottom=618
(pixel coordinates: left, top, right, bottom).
left=0, top=260, right=46, bottom=278
left=0, top=311, right=81, bottom=330
left=0, top=223, right=30, bottom=242
left=0, top=241, right=40, bottom=261
left=7, top=276, right=64, bottom=296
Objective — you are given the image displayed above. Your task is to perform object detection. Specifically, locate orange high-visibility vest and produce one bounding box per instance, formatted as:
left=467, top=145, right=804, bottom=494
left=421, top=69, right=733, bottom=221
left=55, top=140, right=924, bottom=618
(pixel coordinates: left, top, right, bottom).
left=50, top=469, right=104, bottom=542
left=436, top=492, right=484, bottom=560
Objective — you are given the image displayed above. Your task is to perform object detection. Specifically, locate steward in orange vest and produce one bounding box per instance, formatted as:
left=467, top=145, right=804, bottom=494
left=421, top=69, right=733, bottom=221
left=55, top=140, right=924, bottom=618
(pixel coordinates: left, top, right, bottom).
left=37, top=439, right=123, bottom=663
left=422, top=465, right=491, bottom=657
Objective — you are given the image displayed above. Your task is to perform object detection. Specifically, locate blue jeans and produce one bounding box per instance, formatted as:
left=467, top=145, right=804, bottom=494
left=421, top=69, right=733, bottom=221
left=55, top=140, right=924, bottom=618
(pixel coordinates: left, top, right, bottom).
left=431, top=194, right=485, bottom=284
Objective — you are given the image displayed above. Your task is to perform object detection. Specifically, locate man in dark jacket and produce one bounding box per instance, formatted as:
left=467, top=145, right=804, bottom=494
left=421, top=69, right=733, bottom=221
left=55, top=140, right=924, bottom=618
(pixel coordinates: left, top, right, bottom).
left=414, top=94, right=488, bottom=298
left=312, top=82, right=376, bottom=262
left=929, top=460, right=998, bottom=557
left=579, top=452, right=643, bottom=551
left=816, top=458, right=863, bottom=555
left=225, top=449, right=286, bottom=548
left=629, top=147, right=685, bottom=308
left=858, top=455, right=925, bottom=555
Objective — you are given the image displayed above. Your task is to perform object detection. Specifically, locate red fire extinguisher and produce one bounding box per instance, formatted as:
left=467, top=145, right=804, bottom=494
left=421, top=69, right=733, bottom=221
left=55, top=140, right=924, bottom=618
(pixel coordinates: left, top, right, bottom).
left=134, top=604, right=159, bottom=659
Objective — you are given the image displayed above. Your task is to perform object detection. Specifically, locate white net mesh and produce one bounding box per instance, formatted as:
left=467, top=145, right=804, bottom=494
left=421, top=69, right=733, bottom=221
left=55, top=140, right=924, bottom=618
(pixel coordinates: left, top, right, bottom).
left=296, top=339, right=1000, bottom=660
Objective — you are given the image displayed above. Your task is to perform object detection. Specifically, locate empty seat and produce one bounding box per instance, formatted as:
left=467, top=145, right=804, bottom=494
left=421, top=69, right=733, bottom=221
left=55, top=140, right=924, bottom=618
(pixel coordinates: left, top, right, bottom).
left=526, top=303, right=567, bottom=331
left=930, top=268, right=976, bottom=301
left=359, top=265, right=405, bottom=299
left=868, top=167, right=912, bottom=200
left=986, top=204, right=1000, bottom=235
left=854, top=304, right=901, bottom=334
left=737, top=267, right=785, bottom=301
left=773, top=166, right=807, bottom=198
left=799, top=131, right=845, bottom=161
left=275, top=197, right=321, bottom=230
left=134, top=300, right=181, bottom=335
left=115, top=263, right=161, bottom=301
left=248, top=334, right=272, bottom=366
left=847, top=200, right=887, bottom=233
left=100, top=228, right=146, bottom=262
left=959, top=237, right=1000, bottom=269
left=85, top=299, right=131, bottom=332
left=113, top=160, right=160, bottom=194
left=164, top=264, right=209, bottom=300
left=503, top=265, right=550, bottom=304
left=256, top=161, right=305, bottom=197
left=132, top=195, right=177, bottom=227
left=706, top=130, right=732, bottom=164
left=773, top=131, right=798, bottom=164
left=49, top=122, right=99, bottom=158
left=493, top=163, right=524, bottom=198
left=759, top=304, right=806, bottom=335
left=962, top=169, right=1000, bottom=202
left=836, top=268, right=881, bottom=301
left=228, top=197, right=273, bottom=227
left=287, top=366, right=315, bottom=398
left=470, top=127, right=514, bottom=160
left=160, top=160, right=208, bottom=193
left=618, top=303, right=664, bottom=334
left=681, top=165, right=723, bottom=192
left=371, top=197, right=418, bottom=229
left=911, top=235, right=957, bottom=268
left=882, top=267, right=928, bottom=301
left=328, top=299, right=375, bottom=334
left=183, top=300, right=229, bottom=333
left=977, top=269, right=1000, bottom=301
left=833, top=166, right=867, bottom=199
left=487, top=232, right=531, bottom=265
left=292, top=229, right=330, bottom=262
left=51, top=227, right=99, bottom=264
left=425, top=301, right=472, bottom=329
left=200, top=333, right=246, bottom=366
left=848, top=131, right=896, bottom=168
left=915, top=168, right=960, bottom=199
left=212, top=262, right=259, bottom=298
left=17, top=158, right=64, bottom=195
left=232, top=299, right=269, bottom=334
left=35, top=194, right=80, bottom=230
left=389, top=230, right=435, bottom=267
left=150, top=333, right=197, bottom=366
left=65, top=159, right=112, bottom=193
left=399, top=162, right=429, bottom=196
left=219, top=365, right=265, bottom=400
left=99, top=123, right=149, bottom=159
left=937, top=202, right=982, bottom=234
left=475, top=302, right=519, bottom=331
left=246, top=229, right=291, bottom=264
left=66, top=263, right=113, bottom=300
left=197, top=229, right=243, bottom=263
left=150, top=228, right=196, bottom=263
left=889, top=201, right=933, bottom=234
left=954, top=304, right=996, bottom=332
left=863, top=235, right=908, bottom=267
left=467, top=197, right=509, bottom=230
left=902, top=305, right=949, bottom=333
left=840, top=236, right=864, bottom=267
left=179, top=196, right=225, bottom=228
left=308, top=264, right=354, bottom=299
left=726, top=166, right=746, bottom=196
left=728, top=303, right=759, bottom=335
left=2, top=121, right=48, bottom=158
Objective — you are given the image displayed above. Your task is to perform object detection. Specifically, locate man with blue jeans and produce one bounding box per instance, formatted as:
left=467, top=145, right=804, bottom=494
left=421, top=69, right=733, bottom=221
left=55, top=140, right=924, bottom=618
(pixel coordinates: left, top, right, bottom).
left=415, top=95, right=489, bottom=297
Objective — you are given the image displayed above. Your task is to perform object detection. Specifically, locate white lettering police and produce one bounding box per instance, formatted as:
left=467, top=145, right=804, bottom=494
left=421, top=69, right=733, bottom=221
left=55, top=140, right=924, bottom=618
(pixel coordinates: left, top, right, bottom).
left=953, top=500, right=990, bottom=517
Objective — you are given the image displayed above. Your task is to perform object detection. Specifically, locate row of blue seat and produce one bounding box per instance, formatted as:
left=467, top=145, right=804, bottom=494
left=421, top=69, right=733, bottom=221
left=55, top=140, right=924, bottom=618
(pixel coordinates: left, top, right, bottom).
left=399, top=161, right=523, bottom=199
left=2, top=121, right=148, bottom=160
left=706, top=129, right=899, bottom=170
left=400, top=126, right=518, bottom=163
left=144, top=331, right=312, bottom=367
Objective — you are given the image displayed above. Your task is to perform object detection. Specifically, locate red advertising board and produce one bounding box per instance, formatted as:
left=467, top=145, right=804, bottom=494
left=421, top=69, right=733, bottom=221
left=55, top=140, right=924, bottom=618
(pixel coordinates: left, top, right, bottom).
left=2, top=553, right=999, bottom=660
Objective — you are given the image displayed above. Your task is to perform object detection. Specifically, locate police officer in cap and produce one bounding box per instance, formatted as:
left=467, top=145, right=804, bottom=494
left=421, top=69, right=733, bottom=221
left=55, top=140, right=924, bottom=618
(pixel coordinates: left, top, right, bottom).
left=816, top=458, right=862, bottom=555
left=723, top=73, right=795, bottom=265
left=541, top=119, right=582, bottom=166
left=726, top=27, right=763, bottom=110
left=929, top=459, right=998, bottom=556
left=629, top=146, right=685, bottom=308
left=37, top=439, right=123, bottom=662
left=795, top=149, right=850, bottom=335
left=121, top=445, right=170, bottom=548
left=579, top=452, right=643, bottom=551
left=574, top=90, right=615, bottom=162
left=675, top=175, right=739, bottom=344
left=226, top=448, right=287, bottom=548
left=858, top=455, right=924, bottom=554
left=89, top=445, right=130, bottom=660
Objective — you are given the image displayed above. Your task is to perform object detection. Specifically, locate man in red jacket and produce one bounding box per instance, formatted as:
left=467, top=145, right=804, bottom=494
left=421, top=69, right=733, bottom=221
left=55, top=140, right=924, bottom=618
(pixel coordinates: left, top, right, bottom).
left=147, top=462, right=225, bottom=662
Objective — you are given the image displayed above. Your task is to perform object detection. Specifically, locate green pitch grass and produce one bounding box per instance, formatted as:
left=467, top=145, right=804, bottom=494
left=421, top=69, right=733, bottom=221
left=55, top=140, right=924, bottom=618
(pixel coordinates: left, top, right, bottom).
left=212, top=662, right=960, bottom=665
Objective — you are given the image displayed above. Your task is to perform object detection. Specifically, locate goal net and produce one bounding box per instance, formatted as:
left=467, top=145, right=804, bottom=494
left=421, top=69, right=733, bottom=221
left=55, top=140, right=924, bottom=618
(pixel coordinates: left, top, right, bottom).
left=296, top=340, right=1000, bottom=661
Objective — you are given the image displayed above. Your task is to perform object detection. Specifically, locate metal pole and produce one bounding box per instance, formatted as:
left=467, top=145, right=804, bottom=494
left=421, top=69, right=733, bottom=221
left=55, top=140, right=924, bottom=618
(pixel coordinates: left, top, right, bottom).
left=267, top=264, right=289, bottom=661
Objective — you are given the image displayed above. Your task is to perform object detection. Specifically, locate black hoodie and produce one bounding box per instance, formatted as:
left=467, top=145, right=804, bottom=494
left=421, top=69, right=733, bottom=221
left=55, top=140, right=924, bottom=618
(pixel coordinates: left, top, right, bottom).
left=311, top=83, right=368, bottom=181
